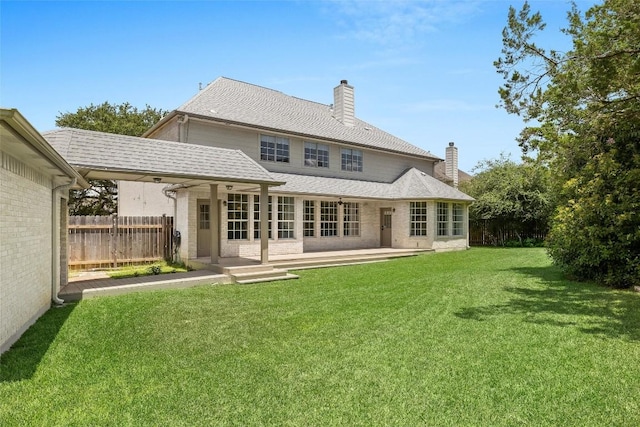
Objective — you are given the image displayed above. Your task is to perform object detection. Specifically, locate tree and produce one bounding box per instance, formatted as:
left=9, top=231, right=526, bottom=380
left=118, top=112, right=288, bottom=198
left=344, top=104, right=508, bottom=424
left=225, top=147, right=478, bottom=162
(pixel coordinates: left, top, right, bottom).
left=56, top=102, right=168, bottom=215
left=495, top=0, right=640, bottom=287
left=460, top=155, right=553, bottom=246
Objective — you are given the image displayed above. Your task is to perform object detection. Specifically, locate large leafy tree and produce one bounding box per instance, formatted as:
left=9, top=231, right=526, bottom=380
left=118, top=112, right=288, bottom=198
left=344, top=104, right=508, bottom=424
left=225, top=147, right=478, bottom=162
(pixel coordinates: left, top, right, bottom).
left=56, top=102, right=167, bottom=215
left=460, top=155, right=553, bottom=246
left=495, top=0, right=640, bottom=287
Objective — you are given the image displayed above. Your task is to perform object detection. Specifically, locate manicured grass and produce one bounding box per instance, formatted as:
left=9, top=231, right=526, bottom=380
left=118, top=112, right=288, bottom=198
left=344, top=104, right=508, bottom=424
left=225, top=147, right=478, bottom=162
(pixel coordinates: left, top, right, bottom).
left=1, top=248, right=639, bottom=426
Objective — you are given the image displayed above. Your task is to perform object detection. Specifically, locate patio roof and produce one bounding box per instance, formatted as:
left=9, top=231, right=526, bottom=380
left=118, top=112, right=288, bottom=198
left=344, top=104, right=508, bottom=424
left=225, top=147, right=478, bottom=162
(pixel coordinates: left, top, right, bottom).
left=43, top=128, right=284, bottom=187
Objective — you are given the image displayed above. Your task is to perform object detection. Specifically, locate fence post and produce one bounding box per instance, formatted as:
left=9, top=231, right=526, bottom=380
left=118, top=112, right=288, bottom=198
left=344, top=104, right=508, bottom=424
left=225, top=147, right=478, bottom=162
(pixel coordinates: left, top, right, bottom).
left=162, top=214, right=168, bottom=262
left=111, top=214, right=118, bottom=268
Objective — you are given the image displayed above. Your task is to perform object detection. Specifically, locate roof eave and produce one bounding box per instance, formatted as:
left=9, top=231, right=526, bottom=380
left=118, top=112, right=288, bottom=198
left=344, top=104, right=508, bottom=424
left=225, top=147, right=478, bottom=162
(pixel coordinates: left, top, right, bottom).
left=0, top=108, right=90, bottom=188
left=71, top=164, right=284, bottom=187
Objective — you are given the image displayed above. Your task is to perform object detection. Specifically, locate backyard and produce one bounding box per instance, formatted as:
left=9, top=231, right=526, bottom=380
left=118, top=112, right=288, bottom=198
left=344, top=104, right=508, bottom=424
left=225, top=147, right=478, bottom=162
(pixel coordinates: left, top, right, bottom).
left=1, top=248, right=639, bottom=426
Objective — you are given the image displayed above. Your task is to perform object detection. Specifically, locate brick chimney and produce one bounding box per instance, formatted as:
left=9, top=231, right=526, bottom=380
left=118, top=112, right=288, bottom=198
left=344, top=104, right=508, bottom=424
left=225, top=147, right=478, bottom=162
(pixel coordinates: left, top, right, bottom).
left=333, top=80, right=355, bottom=127
left=445, top=142, right=459, bottom=188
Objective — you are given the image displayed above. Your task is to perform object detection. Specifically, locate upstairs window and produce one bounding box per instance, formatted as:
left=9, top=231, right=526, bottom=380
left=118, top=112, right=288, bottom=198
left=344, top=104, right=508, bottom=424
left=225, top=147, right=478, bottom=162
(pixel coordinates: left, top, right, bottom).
left=304, top=142, right=329, bottom=168
left=261, top=134, right=289, bottom=163
left=341, top=148, right=363, bottom=172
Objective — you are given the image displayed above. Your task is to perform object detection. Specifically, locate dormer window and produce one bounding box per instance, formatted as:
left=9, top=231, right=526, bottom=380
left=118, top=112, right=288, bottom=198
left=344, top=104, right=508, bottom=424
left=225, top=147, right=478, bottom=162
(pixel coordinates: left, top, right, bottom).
left=304, top=142, right=329, bottom=168
left=260, top=134, right=289, bottom=163
left=341, top=148, right=363, bottom=172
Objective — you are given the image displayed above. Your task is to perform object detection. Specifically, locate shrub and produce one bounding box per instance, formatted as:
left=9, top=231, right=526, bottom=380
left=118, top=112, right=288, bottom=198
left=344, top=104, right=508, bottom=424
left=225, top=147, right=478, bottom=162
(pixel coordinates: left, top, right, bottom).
left=148, top=265, right=162, bottom=275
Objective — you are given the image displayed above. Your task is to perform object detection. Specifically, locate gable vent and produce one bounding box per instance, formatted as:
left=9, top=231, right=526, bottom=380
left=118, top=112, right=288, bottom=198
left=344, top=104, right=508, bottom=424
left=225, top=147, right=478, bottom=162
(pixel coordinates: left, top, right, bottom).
left=333, top=80, right=355, bottom=127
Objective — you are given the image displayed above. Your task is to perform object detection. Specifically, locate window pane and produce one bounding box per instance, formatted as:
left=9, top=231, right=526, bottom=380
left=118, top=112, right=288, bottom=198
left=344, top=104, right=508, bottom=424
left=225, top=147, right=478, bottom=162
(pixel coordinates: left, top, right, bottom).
left=261, top=134, right=289, bottom=163
left=199, top=204, right=210, bottom=230
left=453, top=203, right=464, bottom=236
left=437, top=202, right=449, bottom=237
left=278, top=196, right=295, bottom=239
left=320, top=201, right=338, bottom=237
left=227, top=194, right=248, bottom=240
left=317, top=144, right=329, bottom=168
left=341, top=148, right=362, bottom=172
left=254, top=195, right=272, bottom=239
left=304, top=200, right=315, bottom=237
left=343, top=202, right=360, bottom=237
left=410, top=201, right=427, bottom=236
left=305, top=142, right=329, bottom=168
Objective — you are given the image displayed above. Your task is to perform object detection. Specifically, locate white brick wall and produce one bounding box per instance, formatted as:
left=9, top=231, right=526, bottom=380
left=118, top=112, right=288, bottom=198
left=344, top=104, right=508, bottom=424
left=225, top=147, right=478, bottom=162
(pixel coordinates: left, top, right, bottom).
left=1, top=155, right=53, bottom=353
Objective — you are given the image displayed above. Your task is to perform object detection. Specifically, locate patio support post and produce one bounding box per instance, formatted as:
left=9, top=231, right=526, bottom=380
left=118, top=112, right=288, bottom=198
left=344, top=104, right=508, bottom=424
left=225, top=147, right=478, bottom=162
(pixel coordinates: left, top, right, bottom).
left=210, top=184, right=219, bottom=264
left=260, top=183, right=269, bottom=264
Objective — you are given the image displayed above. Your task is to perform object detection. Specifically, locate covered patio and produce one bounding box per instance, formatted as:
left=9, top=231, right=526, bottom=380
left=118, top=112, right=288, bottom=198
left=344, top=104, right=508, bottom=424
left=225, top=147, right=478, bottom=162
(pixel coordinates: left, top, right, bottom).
left=60, top=247, right=433, bottom=300
left=44, top=127, right=284, bottom=268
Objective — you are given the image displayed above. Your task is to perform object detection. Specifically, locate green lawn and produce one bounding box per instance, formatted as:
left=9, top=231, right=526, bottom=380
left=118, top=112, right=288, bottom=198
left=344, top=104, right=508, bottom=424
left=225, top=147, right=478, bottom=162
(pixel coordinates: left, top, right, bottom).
left=1, top=248, right=639, bottom=426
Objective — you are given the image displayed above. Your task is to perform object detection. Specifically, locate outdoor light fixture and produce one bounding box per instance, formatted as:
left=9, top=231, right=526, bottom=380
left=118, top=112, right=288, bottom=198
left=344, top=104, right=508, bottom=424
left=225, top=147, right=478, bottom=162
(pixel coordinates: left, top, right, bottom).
left=337, top=197, right=343, bottom=205
left=226, top=185, right=233, bottom=190
left=153, top=177, right=161, bottom=183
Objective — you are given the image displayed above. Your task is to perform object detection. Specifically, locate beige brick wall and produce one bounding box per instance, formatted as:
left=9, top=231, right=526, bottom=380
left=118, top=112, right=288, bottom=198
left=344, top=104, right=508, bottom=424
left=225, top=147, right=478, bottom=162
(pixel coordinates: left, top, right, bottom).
left=1, top=155, right=53, bottom=353
left=176, top=188, right=471, bottom=264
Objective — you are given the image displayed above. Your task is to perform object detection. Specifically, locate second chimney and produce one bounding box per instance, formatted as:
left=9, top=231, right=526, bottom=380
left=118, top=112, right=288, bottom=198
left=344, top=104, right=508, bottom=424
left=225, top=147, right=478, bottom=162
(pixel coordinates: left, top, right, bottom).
left=333, top=80, right=355, bottom=127
left=445, top=142, right=459, bottom=188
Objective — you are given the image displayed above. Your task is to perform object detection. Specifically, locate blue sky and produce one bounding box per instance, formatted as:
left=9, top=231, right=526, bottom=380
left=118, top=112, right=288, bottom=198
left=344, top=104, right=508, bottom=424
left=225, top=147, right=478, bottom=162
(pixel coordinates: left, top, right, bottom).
left=1, top=0, right=594, bottom=172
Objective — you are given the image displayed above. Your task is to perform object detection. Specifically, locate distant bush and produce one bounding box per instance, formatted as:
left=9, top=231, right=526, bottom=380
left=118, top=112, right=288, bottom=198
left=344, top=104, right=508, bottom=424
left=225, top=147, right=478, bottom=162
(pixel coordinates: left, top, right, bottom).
left=503, top=238, right=545, bottom=248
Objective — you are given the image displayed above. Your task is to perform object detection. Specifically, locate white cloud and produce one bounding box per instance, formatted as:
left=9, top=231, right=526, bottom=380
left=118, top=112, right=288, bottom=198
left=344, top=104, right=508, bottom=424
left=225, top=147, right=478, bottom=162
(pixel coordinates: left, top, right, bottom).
left=327, top=0, right=484, bottom=45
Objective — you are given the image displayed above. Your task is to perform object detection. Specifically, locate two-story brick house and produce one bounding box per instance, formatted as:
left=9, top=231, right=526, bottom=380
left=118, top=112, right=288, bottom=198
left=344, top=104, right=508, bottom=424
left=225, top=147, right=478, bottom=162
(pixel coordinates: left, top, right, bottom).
left=115, top=77, right=473, bottom=263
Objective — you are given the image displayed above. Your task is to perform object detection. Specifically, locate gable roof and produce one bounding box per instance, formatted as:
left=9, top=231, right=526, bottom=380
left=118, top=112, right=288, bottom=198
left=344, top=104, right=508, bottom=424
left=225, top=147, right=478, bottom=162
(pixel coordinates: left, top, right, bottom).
left=43, top=128, right=282, bottom=186
left=148, top=77, right=440, bottom=161
left=270, top=168, right=474, bottom=202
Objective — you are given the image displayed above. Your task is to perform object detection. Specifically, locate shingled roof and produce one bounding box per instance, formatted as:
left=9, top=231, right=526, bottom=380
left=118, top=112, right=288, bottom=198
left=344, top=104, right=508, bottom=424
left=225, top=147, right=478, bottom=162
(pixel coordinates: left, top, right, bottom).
left=43, top=128, right=281, bottom=186
left=151, top=77, right=439, bottom=161
left=270, top=168, right=474, bottom=202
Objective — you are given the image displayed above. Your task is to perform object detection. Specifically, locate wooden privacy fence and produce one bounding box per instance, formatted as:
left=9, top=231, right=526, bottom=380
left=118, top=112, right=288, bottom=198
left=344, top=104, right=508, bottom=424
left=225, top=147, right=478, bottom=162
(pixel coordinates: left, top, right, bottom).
left=68, top=215, right=174, bottom=269
left=469, top=220, right=547, bottom=246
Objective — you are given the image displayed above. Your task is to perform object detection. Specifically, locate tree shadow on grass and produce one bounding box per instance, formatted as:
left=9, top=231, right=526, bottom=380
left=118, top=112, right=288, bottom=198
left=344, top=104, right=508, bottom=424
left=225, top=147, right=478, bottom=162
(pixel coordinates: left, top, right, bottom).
left=455, top=266, right=640, bottom=342
left=0, top=303, right=76, bottom=382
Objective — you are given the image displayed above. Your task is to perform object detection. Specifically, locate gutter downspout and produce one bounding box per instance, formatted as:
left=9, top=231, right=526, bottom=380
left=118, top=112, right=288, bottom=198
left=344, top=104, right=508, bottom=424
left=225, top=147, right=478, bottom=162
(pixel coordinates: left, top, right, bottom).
left=178, top=114, right=189, bottom=142
left=51, top=177, right=76, bottom=305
